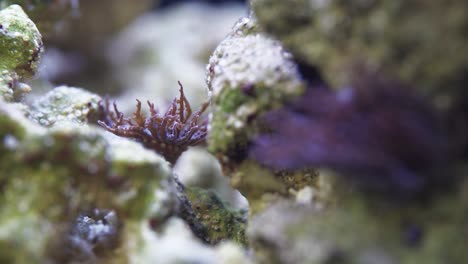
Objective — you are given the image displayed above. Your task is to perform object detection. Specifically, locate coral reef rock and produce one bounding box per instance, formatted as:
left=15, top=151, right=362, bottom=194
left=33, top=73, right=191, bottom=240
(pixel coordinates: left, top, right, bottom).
left=0, top=4, right=43, bottom=101
left=206, top=15, right=321, bottom=214
left=0, top=96, right=180, bottom=263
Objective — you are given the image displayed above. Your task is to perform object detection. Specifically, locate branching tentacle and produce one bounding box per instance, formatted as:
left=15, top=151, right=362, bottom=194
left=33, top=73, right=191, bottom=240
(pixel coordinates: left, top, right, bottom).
left=98, top=82, right=209, bottom=164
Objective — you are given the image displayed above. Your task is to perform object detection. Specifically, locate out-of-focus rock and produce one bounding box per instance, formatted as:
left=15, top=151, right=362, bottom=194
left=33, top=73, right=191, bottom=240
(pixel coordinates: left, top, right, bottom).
left=48, top=0, right=157, bottom=50
left=251, top=0, right=468, bottom=103
left=27, top=0, right=159, bottom=95
left=249, top=182, right=468, bottom=264
left=125, top=217, right=251, bottom=264
left=0, top=0, right=74, bottom=36
left=174, top=147, right=248, bottom=209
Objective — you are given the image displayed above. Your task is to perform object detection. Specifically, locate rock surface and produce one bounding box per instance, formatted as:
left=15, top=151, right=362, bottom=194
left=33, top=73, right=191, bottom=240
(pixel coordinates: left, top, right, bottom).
left=0, top=4, right=42, bottom=101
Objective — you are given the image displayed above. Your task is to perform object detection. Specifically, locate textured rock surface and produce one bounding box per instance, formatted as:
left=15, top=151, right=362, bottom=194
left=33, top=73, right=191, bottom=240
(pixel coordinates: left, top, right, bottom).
left=0, top=97, right=177, bottom=263
left=29, top=86, right=102, bottom=127
left=183, top=186, right=247, bottom=245
left=205, top=15, right=321, bottom=214
left=206, top=15, right=304, bottom=165
left=0, top=4, right=42, bottom=101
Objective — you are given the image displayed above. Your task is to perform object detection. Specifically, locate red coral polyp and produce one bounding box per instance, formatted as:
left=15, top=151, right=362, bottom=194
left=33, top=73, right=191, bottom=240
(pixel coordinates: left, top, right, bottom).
left=98, top=82, right=209, bottom=164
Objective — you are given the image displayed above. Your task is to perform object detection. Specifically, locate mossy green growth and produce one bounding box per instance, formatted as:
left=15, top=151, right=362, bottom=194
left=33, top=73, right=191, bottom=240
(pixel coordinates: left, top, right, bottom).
left=0, top=98, right=174, bottom=263
left=0, top=4, right=42, bottom=78
left=184, top=186, right=247, bottom=245
left=248, top=178, right=468, bottom=264
left=252, top=0, right=468, bottom=99
left=0, top=4, right=42, bottom=101
left=206, top=16, right=304, bottom=164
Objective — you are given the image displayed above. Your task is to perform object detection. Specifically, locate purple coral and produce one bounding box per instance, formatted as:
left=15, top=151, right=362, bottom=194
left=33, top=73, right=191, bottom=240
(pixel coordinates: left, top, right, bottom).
left=98, top=82, right=209, bottom=164
left=250, top=72, right=449, bottom=197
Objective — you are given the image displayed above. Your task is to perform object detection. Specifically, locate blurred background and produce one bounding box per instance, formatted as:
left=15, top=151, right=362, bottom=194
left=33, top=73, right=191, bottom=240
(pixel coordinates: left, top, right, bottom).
left=32, top=0, right=247, bottom=113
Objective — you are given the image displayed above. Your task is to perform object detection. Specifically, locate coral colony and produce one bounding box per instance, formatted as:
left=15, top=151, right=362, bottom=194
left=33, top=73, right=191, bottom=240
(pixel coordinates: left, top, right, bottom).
left=98, top=82, right=209, bottom=164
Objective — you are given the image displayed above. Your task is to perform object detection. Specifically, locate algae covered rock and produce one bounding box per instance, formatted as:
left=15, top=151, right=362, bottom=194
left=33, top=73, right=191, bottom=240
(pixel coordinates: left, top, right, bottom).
left=0, top=97, right=176, bottom=263
left=0, top=4, right=43, bottom=101
left=206, top=15, right=304, bottom=167
left=182, top=185, right=247, bottom=245
left=1, top=84, right=249, bottom=262
left=248, top=181, right=468, bottom=264
left=29, top=85, right=102, bottom=127
left=251, top=0, right=468, bottom=99
left=0, top=4, right=43, bottom=78
left=206, top=15, right=321, bottom=214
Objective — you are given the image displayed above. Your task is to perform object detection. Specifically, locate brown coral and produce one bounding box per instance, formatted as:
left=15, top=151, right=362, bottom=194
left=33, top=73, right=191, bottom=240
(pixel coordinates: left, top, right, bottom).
left=98, top=82, right=209, bottom=164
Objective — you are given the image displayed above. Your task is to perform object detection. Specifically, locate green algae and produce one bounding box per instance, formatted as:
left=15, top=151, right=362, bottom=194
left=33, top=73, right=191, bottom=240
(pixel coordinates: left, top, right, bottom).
left=184, top=186, right=247, bottom=246
left=0, top=4, right=42, bottom=78
left=0, top=98, right=174, bottom=263
left=0, top=4, right=42, bottom=101
left=230, top=161, right=319, bottom=214
left=1, top=81, right=243, bottom=262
